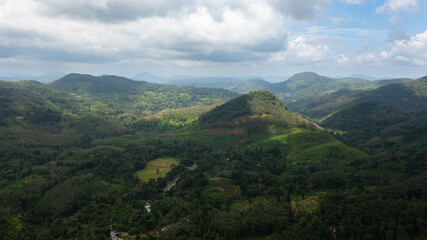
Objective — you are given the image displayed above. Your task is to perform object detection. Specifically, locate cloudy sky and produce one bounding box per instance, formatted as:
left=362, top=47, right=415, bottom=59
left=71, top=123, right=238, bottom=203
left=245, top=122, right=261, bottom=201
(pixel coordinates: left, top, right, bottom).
left=0, top=0, right=426, bottom=78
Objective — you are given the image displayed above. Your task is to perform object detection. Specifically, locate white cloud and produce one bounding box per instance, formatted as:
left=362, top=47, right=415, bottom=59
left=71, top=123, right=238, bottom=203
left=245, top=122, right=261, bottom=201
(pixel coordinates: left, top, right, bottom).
left=335, top=29, right=427, bottom=68
left=389, top=29, right=427, bottom=65
left=0, top=0, right=291, bottom=64
left=175, top=60, right=205, bottom=67
left=394, top=55, right=410, bottom=61
left=376, top=0, right=418, bottom=13
left=342, top=0, right=364, bottom=5
left=268, top=0, right=330, bottom=21
left=1, top=0, right=424, bottom=78
left=269, top=35, right=331, bottom=64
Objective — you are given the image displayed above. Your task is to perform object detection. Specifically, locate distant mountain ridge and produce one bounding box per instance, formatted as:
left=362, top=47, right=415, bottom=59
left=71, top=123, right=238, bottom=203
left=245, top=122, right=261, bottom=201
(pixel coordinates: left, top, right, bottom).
left=168, top=76, right=243, bottom=89
left=353, top=75, right=427, bottom=112
left=0, top=80, right=123, bottom=144
left=132, top=72, right=168, bottom=83
left=231, top=72, right=412, bottom=96
left=0, top=72, right=65, bottom=83
left=298, top=75, right=427, bottom=119
left=51, top=73, right=238, bottom=113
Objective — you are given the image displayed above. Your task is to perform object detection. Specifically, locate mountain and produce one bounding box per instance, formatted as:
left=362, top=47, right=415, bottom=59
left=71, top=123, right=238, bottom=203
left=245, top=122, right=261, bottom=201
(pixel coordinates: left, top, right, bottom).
left=350, top=74, right=379, bottom=80
left=321, top=102, right=409, bottom=145
left=321, top=101, right=427, bottom=155
left=51, top=73, right=238, bottom=113
left=0, top=72, right=65, bottom=83
left=0, top=80, right=123, bottom=145
left=132, top=72, right=168, bottom=83
left=168, top=76, right=242, bottom=89
left=0, top=80, right=72, bottom=123
left=322, top=102, right=409, bottom=131
left=199, top=90, right=318, bottom=133
left=320, top=76, right=427, bottom=154
left=353, top=75, right=427, bottom=112
left=288, top=75, right=419, bottom=119
left=271, top=72, right=373, bottom=101
left=231, top=79, right=272, bottom=93
left=1, top=78, right=425, bottom=240
left=161, top=72, right=414, bottom=119
left=51, top=73, right=141, bottom=94
left=219, top=72, right=411, bottom=119
left=374, top=78, right=413, bottom=86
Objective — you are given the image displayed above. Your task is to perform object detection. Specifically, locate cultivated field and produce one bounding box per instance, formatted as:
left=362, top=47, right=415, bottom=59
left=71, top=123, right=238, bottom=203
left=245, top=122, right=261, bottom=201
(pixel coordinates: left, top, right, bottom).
left=134, top=157, right=178, bottom=182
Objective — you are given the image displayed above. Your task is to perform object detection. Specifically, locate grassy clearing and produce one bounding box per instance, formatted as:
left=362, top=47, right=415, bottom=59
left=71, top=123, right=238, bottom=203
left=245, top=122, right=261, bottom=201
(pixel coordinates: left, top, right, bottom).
left=293, top=196, right=320, bottom=213
left=134, top=157, right=178, bottom=182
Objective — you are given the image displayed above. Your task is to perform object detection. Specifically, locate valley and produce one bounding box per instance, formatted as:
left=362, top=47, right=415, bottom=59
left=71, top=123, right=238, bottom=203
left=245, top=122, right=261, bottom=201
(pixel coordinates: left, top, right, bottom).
left=0, top=73, right=426, bottom=240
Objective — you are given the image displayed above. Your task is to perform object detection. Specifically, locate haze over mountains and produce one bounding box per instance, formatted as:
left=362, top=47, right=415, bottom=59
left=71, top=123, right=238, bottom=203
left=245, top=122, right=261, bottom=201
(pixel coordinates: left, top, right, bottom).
left=4, top=71, right=416, bottom=86
left=0, top=72, right=66, bottom=83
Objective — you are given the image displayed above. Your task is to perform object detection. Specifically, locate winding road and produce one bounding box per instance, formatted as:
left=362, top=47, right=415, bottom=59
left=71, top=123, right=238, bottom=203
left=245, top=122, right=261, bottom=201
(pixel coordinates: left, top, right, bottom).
left=162, top=162, right=197, bottom=193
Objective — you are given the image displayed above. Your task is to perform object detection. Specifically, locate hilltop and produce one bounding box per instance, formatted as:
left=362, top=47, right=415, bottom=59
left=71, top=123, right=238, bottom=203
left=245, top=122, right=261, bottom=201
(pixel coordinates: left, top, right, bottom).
left=51, top=73, right=238, bottom=113
left=211, top=72, right=413, bottom=120
left=51, top=73, right=142, bottom=94
left=354, top=75, right=427, bottom=112
left=300, top=75, right=427, bottom=119
left=231, top=79, right=272, bottom=93
left=0, top=80, right=123, bottom=145
left=199, top=91, right=318, bottom=135
left=274, top=72, right=411, bottom=108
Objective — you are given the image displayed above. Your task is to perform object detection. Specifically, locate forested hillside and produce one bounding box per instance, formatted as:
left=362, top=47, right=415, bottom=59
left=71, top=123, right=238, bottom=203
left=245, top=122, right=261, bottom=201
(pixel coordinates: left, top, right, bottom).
left=222, top=72, right=414, bottom=120
left=200, top=90, right=310, bottom=129
left=0, top=79, right=425, bottom=240
left=51, top=73, right=238, bottom=113
left=295, top=75, right=426, bottom=119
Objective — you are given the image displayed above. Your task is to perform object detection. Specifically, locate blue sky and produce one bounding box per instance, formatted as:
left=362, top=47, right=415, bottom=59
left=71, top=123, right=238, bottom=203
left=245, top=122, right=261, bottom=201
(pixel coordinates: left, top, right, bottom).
left=0, top=0, right=426, bottom=79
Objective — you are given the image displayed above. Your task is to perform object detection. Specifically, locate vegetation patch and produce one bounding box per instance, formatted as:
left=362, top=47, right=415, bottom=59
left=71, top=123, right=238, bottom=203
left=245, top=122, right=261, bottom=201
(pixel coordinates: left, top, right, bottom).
left=134, top=157, right=178, bottom=182
left=292, top=196, right=319, bottom=213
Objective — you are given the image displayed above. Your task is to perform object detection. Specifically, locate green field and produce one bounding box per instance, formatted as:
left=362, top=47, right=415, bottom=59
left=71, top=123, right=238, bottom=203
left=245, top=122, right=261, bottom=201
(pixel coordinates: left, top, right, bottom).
left=134, top=157, right=179, bottom=182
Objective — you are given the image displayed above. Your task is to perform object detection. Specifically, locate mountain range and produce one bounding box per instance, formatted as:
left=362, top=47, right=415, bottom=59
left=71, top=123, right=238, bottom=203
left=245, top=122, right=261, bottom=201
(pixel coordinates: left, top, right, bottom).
left=0, top=71, right=426, bottom=239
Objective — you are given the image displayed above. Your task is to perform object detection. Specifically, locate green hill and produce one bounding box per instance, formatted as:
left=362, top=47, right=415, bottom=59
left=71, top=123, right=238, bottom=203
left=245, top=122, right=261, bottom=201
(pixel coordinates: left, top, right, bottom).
left=199, top=90, right=313, bottom=132
left=222, top=72, right=414, bottom=120
left=321, top=101, right=427, bottom=154
left=271, top=72, right=374, bottom=101
left=51, top=73, right=238, bottom=113
left=0, top=80, right=123, bottom=145
left=374, top=78, right=413, bottom=86
left=50, top=73, right=141, bottom=94
left=353, top=75, right=427, bottom=112
left=293, top=76, right=422, bottom=119
left=0, top=80, right=78, bottom=120
left=1, top=78, right=425, bottom=240
left=321, top=102, right=409, bottom=131
left=231, top=79, right=272, bottom=93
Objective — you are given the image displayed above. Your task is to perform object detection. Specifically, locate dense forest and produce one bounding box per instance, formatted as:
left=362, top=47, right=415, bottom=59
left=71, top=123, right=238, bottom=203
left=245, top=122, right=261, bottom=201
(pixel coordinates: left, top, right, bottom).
left=0, top=74, right=426, bottom=239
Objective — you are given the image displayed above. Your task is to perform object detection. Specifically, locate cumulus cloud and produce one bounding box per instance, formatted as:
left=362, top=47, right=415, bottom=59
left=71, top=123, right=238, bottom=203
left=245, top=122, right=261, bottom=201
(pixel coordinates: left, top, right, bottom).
left=335, top=29, right=427, bottom=67
left=376, top=0, right=418, bottom=14
left=389, top=29, right=427, bottom=65
left=269, top=35, right=331, bottom=64
left=0, top=0, right=301, bottom=65
left=269, top=0, right=330, bottom=21
left=0, top=0, right=334, bottom=72
left=1, top=0, right=424, bottom=77
left=342, top=0, right=364, bottom=5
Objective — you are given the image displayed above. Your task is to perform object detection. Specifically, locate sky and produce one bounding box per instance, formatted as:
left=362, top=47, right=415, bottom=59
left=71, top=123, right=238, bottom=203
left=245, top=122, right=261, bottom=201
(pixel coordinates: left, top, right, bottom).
left=0, top=0, right=426, bottom=79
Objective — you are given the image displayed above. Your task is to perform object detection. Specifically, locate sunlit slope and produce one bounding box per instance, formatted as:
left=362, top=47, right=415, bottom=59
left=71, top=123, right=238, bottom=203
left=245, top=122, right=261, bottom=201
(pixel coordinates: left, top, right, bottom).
left=51, top=73, right=238, bottom=113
